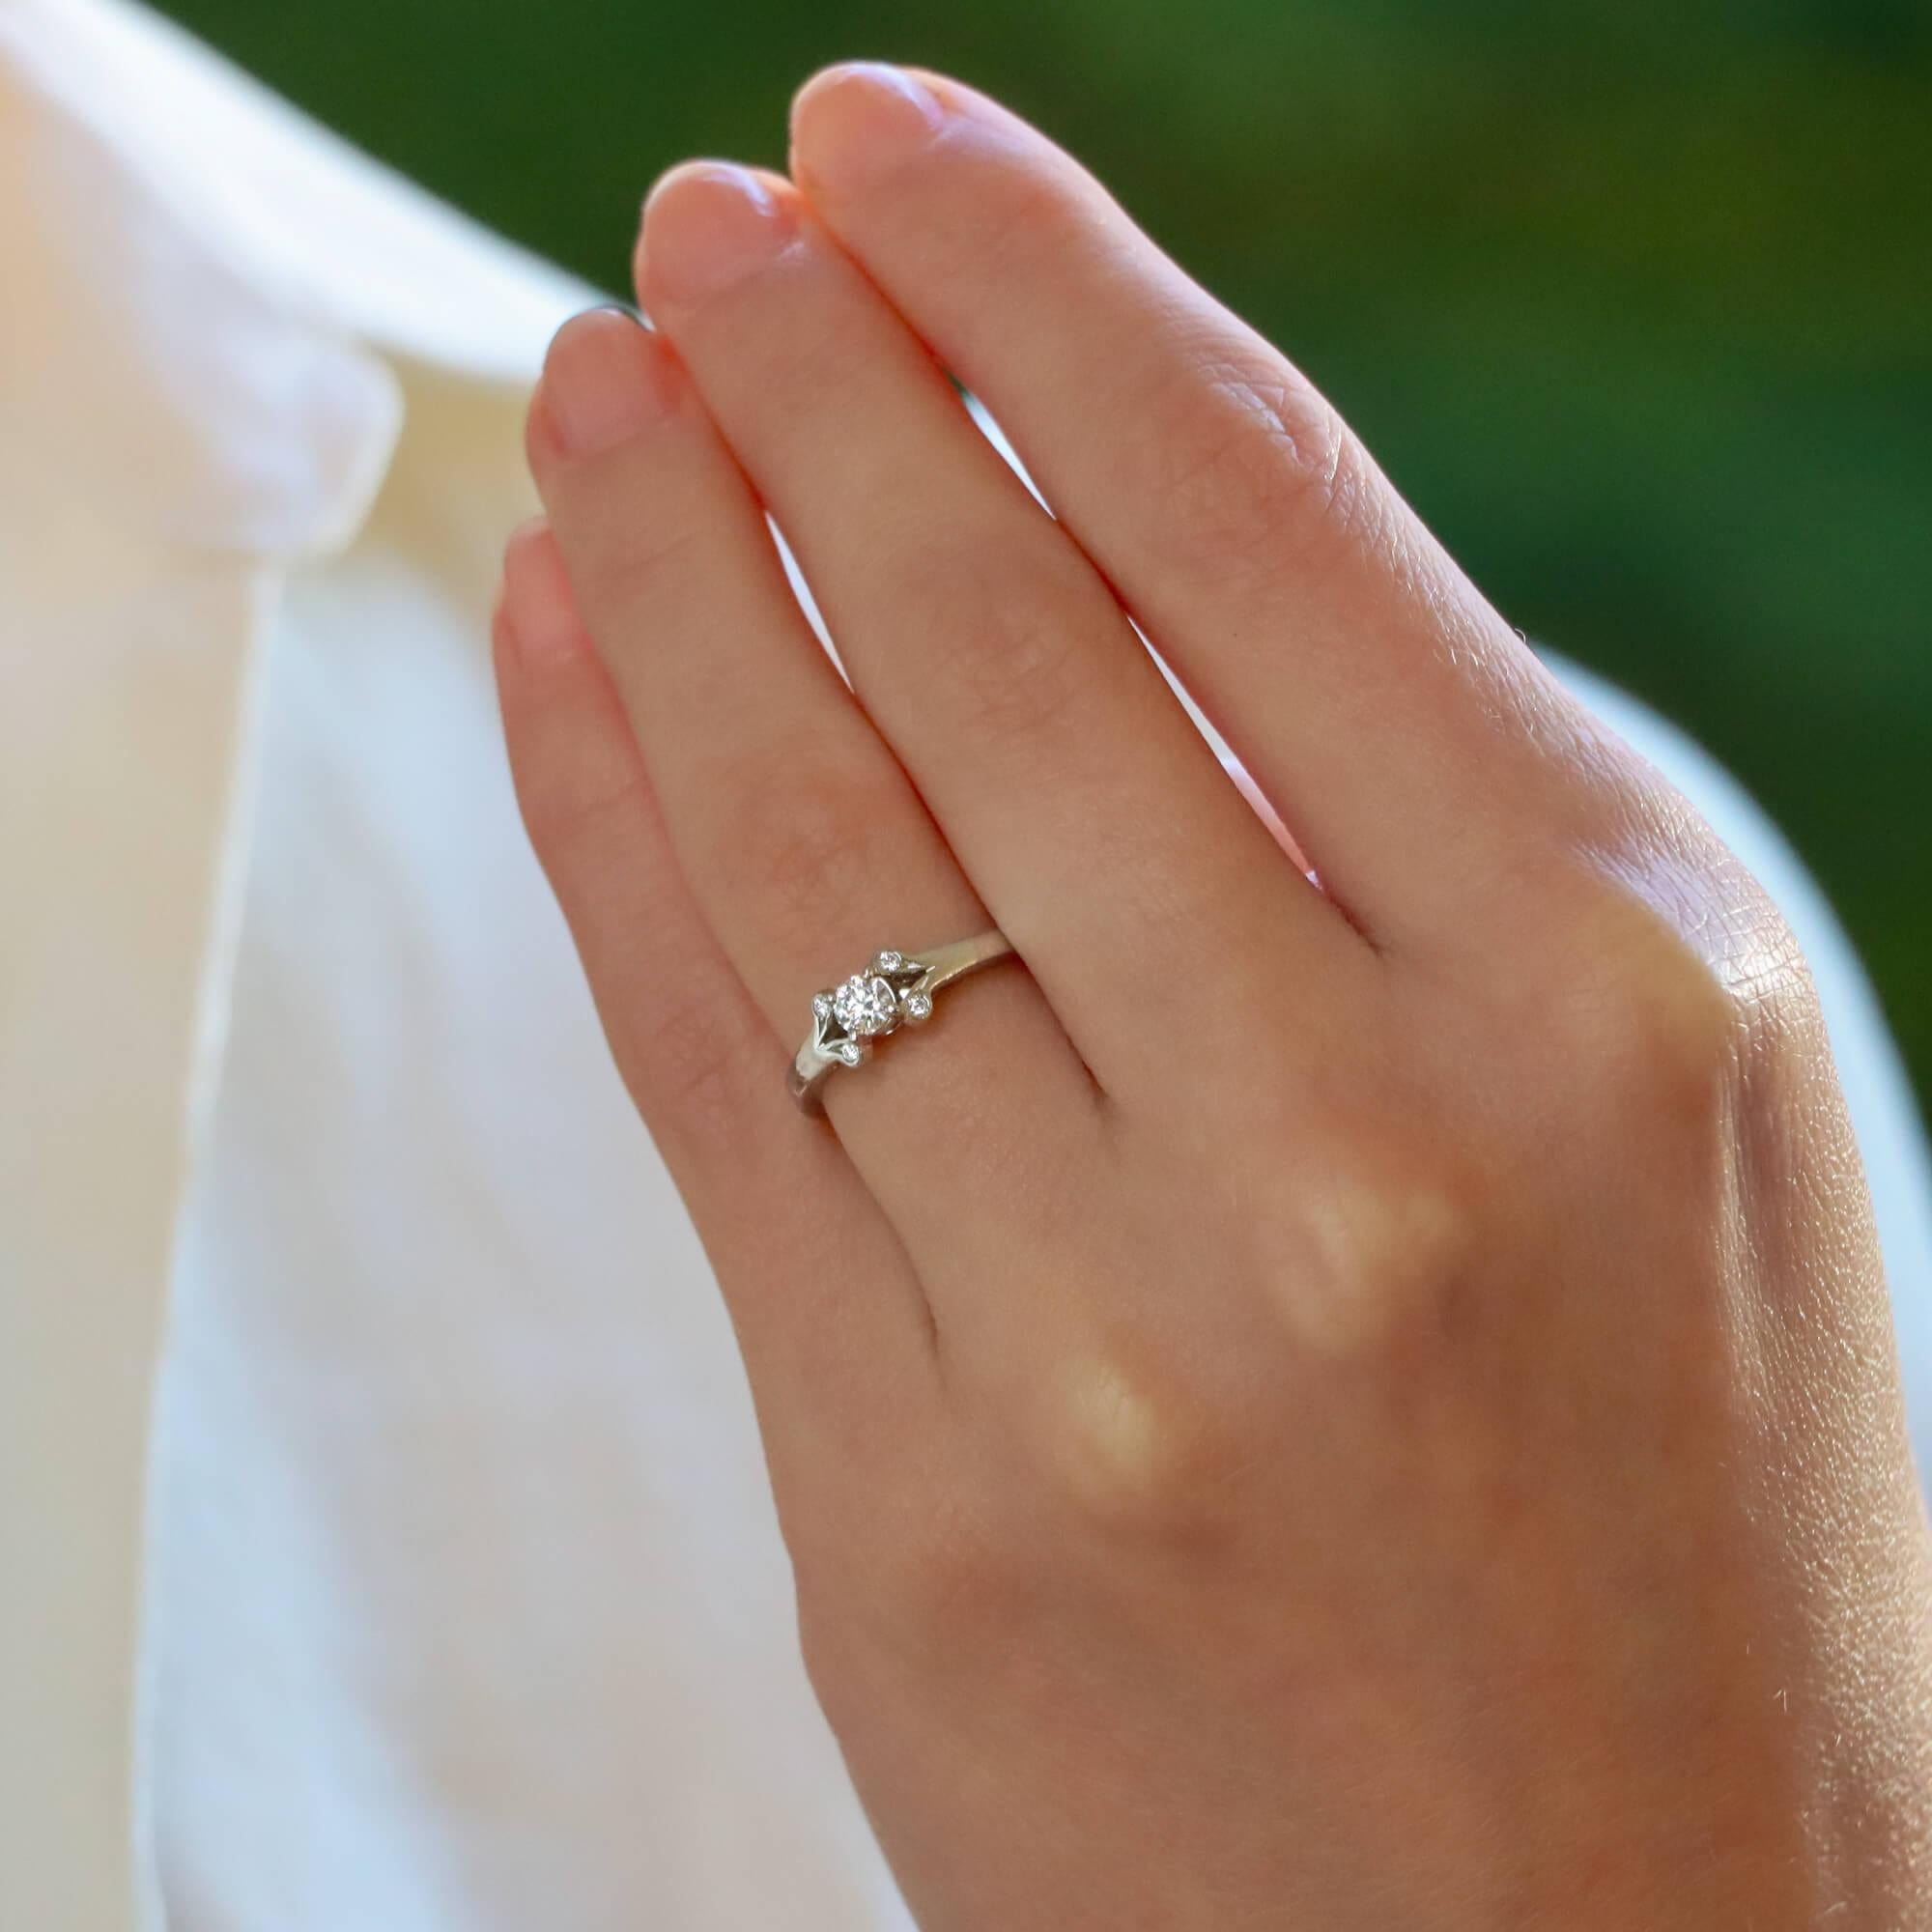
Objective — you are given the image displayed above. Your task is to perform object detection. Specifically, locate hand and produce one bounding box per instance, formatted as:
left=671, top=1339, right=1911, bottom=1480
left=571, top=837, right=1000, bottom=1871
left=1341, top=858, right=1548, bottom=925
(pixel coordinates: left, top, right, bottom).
left=494, top=64, right=1932, bottom=1928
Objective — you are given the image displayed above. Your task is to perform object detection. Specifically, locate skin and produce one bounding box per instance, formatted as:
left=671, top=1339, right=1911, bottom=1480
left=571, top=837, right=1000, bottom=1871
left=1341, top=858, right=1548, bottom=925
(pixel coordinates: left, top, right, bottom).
left=492, top=63, right=1932, bottom=1929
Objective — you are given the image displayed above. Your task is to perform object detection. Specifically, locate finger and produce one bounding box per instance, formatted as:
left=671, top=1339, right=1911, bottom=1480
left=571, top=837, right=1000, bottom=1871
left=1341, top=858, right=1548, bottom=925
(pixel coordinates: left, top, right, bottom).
left=524, top=311, right=1100, bottom=1258
left=633, top=163, right=1367, bottom=1105
left=494, top=519, right=937, bottom=1449
left=790, top=65, right=1597, bottom=947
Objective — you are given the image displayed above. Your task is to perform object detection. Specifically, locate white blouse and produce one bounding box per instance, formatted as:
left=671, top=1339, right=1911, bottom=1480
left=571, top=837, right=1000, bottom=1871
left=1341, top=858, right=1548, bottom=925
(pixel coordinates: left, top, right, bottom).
left=3, top=4, right=1926, bottom=1928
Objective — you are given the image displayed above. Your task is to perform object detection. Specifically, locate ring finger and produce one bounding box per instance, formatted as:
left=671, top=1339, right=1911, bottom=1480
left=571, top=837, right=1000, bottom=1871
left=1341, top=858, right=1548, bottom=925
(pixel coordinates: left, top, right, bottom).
left=633, top=164, right=1373, bottom=1108
left=527, top=307, right=1097, bottom=1252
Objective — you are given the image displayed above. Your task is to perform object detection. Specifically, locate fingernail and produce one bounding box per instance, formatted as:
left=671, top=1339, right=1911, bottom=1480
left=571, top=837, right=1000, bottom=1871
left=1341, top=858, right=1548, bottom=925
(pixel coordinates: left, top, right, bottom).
left=540, top=305, right=671, bottom=457
left=641, top=162, right=793, bottom=308
left=791, top=63, right=944, bottom=189
left=499, top=517, right=582, bottom=668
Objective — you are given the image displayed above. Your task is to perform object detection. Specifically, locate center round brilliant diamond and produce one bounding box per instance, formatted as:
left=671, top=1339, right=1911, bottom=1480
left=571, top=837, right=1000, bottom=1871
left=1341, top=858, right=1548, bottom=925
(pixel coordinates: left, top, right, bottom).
left=831, top=973, right=900, bottom=1037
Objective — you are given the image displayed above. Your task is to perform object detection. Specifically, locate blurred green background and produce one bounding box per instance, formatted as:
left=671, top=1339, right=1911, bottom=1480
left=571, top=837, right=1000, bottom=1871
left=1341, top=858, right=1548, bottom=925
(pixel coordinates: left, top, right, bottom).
left=158, top=0, right=1932, bottom=1108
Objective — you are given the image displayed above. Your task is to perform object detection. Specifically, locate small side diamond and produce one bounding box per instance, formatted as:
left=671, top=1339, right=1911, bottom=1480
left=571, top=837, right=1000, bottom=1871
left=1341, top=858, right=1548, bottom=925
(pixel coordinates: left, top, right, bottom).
left=875, top=949, right=905, bottom=974
left=901, top=990, right=934, bottom=1025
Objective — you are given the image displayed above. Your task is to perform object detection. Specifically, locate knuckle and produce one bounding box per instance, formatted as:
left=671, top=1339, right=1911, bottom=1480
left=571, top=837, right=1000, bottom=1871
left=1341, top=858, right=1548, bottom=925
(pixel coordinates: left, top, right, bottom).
left=606, top=975, right=760, bottom=1150
left=1263, top=1126, right=1484, bottom=1360
left=515, top=756, right=648, bottom=872
left=1687, top=861, right=1822, bottom=1055
left=713, top=757, right=909, bottom=952
left=865, top=1484, right=1027, bottom=1661
left=1039, top=1349, right=1248, bottom=1540
left=926, top=153, right=1094, bottom=304
left=512, top=760, right=764, bottom=1149
left=895, top=1520, right=1010, bottom=1637
left=882, top=541, right=1098, bottom=746
left=1535, top=852, right=1805, bottom=1118
left=514, top=765, right=626, bottom=873
left=794, top=1494, right=1028, bottom=1726
left=1133, top=341, right=1366, bottom=581
left=1613, top=947, right=1748, bottom=1107
left=580, top=512, right=712, bottom=617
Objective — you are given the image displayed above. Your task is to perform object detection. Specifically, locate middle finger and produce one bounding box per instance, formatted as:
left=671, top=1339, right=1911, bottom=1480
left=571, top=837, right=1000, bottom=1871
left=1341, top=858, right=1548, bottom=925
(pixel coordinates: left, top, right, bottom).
left=637, top=163, right=1370, bottom=1102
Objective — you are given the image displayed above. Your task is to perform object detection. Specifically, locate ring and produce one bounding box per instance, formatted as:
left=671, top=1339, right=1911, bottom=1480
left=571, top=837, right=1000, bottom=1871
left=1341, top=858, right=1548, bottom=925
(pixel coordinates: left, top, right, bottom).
left=788, top=930, right=1016, bottom=1115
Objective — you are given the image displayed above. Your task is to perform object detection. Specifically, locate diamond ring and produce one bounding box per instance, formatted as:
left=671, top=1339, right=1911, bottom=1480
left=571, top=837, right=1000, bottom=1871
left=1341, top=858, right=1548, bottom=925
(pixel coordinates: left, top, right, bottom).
left=788, top=930, right=1016, bottom=1114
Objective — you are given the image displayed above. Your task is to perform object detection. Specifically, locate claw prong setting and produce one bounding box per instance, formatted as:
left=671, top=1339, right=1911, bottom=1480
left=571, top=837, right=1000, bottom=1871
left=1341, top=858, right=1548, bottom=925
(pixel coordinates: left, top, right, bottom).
left=789, top=932, right=1015, bottom=1113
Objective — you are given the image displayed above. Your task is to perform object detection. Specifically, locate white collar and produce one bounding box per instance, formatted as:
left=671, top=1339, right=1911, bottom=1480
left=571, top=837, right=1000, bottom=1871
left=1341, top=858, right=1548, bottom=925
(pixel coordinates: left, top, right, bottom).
left=0, top=0, right=594, bottom=554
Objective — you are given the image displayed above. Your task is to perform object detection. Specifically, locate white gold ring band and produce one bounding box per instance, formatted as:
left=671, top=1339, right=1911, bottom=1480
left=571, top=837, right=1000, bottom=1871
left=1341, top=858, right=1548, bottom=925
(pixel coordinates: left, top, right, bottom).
left=788, top=931, right=1016, bottom=1115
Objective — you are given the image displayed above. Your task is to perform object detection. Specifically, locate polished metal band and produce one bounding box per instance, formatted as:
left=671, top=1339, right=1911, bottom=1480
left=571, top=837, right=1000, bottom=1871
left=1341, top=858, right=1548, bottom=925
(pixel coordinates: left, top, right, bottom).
left=788, top=931, right=1016, bottom=1115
